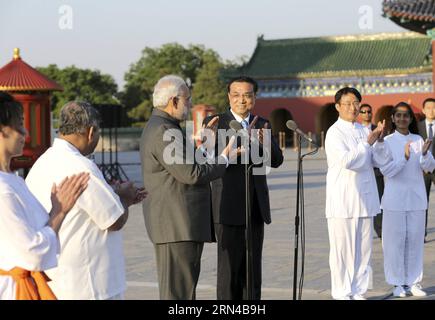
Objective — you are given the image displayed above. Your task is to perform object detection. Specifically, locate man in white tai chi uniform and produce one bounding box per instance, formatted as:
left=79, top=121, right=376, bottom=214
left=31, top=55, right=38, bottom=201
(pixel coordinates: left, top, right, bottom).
left=325, top=87, right=391, bottom=300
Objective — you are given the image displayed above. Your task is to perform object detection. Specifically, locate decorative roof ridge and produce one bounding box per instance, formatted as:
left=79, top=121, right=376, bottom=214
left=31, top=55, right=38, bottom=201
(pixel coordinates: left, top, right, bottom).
left=258, top=31, right=427, bottom=45
left=383, top=0, right=435, bottom=21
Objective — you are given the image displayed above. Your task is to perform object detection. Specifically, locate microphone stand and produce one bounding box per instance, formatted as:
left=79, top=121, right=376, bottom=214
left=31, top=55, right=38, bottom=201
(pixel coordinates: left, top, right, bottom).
left=245, top=138, right=270, bottom=300
left=292, top=135, right=318, bottom=300
left=245, top=160, right=255, bottom=300
left=229, top=119, right=257, bottom=300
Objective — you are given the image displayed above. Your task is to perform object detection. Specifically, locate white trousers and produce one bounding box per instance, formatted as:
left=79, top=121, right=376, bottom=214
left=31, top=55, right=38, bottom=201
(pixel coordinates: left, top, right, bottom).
left=327, top=217, right=373, bottom=299
left=382, top=210, right=425, bottom=286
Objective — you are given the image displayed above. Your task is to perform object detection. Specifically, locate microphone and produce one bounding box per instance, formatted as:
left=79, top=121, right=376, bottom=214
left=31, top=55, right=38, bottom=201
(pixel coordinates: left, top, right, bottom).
left=229, top=120, right=243, bottom=131
left=286, top=120, right=316, bottom=145
left=229, top=119, right=271, bottom=164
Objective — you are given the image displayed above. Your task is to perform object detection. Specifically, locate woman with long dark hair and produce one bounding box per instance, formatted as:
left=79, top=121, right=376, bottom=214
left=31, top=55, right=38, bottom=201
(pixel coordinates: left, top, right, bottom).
left=380, top=102, right=435, bottom=298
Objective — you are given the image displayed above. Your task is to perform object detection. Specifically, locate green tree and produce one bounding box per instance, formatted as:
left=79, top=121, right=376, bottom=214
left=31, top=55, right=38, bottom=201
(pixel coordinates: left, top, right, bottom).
left=191, top=50, right=228, bottom=114
left=122, top=43, right=238, bottom=124
left=37, top=64, right=119, bottom=117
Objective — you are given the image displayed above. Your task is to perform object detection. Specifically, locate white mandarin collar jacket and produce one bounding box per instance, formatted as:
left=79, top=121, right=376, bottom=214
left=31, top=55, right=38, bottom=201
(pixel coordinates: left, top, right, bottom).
left=380, top=131, right=435, bottom=211
left=325, top=118, right=391, bottom=218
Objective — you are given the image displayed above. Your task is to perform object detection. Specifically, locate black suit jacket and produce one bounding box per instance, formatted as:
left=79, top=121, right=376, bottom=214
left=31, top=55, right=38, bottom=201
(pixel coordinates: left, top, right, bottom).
left=418, top=119, right=435, bottom=179
left=417, top=119, right=435, bottom=154
left=418, top=120, right=428, bottom=140
left=204, top=109, right=284, bottom=226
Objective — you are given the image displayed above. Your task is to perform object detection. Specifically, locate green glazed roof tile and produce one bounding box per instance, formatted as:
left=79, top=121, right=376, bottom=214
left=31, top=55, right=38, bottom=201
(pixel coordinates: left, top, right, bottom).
left=238, top=32, right=432, bottom=79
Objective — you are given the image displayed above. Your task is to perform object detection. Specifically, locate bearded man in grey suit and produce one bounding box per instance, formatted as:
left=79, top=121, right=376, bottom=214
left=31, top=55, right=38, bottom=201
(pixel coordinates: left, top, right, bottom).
left=140, top=75, right=236, bottom=299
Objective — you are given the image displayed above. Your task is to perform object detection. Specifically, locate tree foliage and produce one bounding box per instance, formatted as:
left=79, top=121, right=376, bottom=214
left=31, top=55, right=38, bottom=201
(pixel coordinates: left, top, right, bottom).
left=121, top=43, right=234, bottom=124
left=191, top=50, right=228, bottom=114
left=37, top=64, right=119, bottom=117
left=36, top=44, right=246, bottom=127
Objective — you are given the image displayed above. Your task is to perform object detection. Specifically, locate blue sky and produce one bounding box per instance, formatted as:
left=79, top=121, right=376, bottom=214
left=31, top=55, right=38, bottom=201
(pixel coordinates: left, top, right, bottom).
left=0, top=0, right=405, bottom=88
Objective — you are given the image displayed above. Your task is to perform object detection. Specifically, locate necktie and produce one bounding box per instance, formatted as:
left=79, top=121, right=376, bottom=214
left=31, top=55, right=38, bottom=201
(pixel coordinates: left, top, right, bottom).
left=429, top=123, right=435, bottom=157
left=241, top=120, right=249, bottom=129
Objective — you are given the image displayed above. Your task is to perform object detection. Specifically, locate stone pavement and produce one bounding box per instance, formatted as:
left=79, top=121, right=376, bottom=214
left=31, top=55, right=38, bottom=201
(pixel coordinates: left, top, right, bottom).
left=116, top=148, right=435, bottom=300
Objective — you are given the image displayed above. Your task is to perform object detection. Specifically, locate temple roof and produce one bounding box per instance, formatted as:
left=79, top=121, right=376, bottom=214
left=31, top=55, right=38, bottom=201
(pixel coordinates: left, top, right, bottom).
left=382, top=0, right=435, bottom=34
left=233, top=32, right=432, bottom=80
left=0, top=48, right=63, bottom=92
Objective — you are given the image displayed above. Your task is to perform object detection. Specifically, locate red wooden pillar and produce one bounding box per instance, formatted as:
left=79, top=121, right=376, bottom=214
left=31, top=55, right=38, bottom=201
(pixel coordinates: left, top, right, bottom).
left=191, top=104, right=216, bottom=146
left=45, top=99, right=51, bottom=146
left=23, top=101, right=31, bottom=145
left=35, top=103, right=42, bottom=146
left=432, top=40, right=435, bottom=93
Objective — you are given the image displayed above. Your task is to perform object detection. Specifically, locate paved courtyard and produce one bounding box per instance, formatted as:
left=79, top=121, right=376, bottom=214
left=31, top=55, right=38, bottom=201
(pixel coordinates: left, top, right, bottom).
left=105, top=148, right=435, bottom=300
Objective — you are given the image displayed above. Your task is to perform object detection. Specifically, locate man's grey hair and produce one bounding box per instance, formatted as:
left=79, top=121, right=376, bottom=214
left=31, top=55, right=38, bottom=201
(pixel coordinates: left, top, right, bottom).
left=58, top=101, right=101, bottom=135
left=152, top=75, right=187, bottom=109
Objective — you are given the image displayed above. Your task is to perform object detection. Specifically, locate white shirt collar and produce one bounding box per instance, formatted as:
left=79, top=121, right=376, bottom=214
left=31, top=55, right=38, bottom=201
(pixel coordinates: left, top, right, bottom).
left=337, top=117, right=357, bottom=129
left=393, top=130, right=410, bottom=138
left=230, top=109, right=250, bottom=124
left=52, top=138, right=82, bottom=156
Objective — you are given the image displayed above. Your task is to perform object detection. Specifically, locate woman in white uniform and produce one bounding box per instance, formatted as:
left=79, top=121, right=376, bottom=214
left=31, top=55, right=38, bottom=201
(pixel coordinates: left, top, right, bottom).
left=0, top=92, right=89, bottom=299
left=380, top=102, right=435, bottom=298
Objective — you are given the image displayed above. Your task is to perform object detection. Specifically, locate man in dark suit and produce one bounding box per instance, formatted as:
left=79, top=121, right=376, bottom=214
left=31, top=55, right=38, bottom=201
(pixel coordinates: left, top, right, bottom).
left=204, top=76, right=284, bottom=300
left=140, top=75, right=236, bottom=299
left=417, top=98, right=435, bottom=242
left=359, top=103, right=384, bottom=239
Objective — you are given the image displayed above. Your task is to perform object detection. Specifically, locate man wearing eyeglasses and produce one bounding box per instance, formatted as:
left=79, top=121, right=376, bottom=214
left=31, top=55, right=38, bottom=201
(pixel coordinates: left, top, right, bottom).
left=139, top=75, right=238, bottom=300
left=203, top=76, right=283, bottom=300
left=359, top=104, right=384, bottom=240
left=325, top=88, right=391, bottom=300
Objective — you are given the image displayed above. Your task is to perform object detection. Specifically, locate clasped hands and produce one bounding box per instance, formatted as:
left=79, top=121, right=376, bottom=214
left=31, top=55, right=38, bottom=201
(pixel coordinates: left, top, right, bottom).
left=194, top=115, right=270, bottom=162
left=404, top=139, right=432, bottom=160
left=111, top=180, right=148, bottom=207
